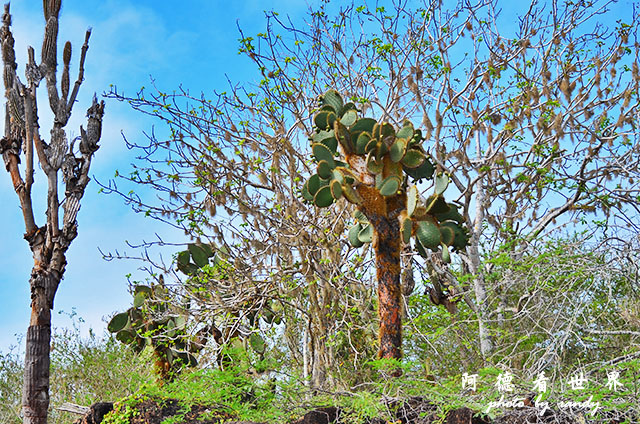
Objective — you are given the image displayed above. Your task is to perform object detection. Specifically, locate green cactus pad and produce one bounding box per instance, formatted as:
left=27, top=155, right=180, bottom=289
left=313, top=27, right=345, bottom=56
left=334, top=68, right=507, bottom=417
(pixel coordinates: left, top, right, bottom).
left=348, top=223, right=364, bottom=247
left=307, top=174, right=322, bottom=196
left=415, top=238, right=428, bottom=258
left=321, top=90, right=344, bottom=115
left=314, top=185, right=334, bottom=207
left=416, top=220, right=441, bottom=250
left=407, top=185, right=419, bottom=217
left=366, top=153, right=384, bottom=174
left=301, top=179, right=314, bottom=201
left=378, top=175, right=401, bottom=196
left=439, top=225, right=455, bottom=246
left=342, top=184, right=363, bottom=205
left=404, top=157, right=435, bottom=180
left=334, top=120, right=354, bottom=154
left=321, top=137, right=338, bottom=155
left=108, top=312, right=130, bottom=333
left=365, top=137, right=378, bottom=154
left=188, top=243, right=212, bottom=268
left=396, top=124, right=414, bottom=139
left=356, top=132, right=371, bottom=155
left=434, top=173, right=450, bottom=195
left=340, top=109, right=357, bottom=127
left=317, top=160, right=334, bottom=179
left=133, top=292, right=147, bottom=308
left=312, top=143, right=336, bottom=168
left=358, top=224, right=373, bottom=243
left=401, top=216, right=412, bottom=244
left=350, top=118, right=377, bottom=134
left=354, top=209, right=368, bottom=223
left=441, top=243, right=451, bottom=263
left=401, top=148, right=426, bottom=168
left=116, top=329, right=136, bottom=344
left=379, top=122, right=396, bottom=140
left=425, top=194, right=450, bottom=214
left=314, top=110, right=336, bottom=130
left=134, top=285, right=152, bottom=297
left=375, top=140, right=389, bottom=160
left=389, top=138, right=408, bottom=163
left=435, top=203, right=464, bottom=223
left=330, top=180, right=343, bottom=199
left=451, top=226, right=470, bottom=251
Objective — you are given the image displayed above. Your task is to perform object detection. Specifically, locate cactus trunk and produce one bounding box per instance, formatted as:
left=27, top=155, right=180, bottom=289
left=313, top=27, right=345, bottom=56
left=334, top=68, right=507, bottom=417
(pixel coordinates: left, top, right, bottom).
left=23, top=269, right=62, bottom=424
left=371, top=215, right=403, bottom=362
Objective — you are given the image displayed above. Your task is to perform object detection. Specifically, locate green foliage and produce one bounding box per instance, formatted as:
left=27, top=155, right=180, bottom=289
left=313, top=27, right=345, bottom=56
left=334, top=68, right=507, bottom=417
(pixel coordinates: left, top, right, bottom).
left=0, top=328, right=154, bottom=424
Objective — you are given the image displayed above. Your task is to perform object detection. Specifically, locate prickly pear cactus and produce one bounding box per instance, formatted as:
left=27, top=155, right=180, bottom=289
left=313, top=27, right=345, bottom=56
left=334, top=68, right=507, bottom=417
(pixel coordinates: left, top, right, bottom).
left=303, top=89, right=469, bottom=263
left=303, top=90, right=470, bottom=363
left=107, top=282, right=197, bottom=381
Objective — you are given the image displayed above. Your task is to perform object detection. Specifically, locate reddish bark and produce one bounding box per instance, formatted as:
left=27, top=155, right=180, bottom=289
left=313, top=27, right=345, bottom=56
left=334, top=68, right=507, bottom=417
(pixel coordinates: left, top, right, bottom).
left=357, top=184, right=405, bottom=364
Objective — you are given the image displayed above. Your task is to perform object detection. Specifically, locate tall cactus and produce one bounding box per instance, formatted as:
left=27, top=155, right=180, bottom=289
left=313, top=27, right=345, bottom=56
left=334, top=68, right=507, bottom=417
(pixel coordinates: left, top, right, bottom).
left=303, top=90, right=469, bottom=364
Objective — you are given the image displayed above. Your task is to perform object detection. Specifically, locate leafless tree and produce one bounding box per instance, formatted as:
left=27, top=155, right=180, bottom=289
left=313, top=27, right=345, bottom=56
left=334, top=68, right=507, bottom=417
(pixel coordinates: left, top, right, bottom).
left=1, top=1, right=104, bottom=422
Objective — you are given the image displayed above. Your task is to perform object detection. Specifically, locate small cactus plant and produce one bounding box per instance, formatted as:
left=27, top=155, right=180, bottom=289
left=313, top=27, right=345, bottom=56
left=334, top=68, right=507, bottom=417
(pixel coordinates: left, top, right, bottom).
left=303, top=90, right=469, bottom=364
left=108, top=280, right=198, bottom=381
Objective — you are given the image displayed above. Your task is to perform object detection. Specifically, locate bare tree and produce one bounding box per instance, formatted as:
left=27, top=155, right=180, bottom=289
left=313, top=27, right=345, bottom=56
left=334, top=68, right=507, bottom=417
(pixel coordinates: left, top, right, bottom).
left=105, top=0, right=640, bottom=386
left=0, top=1, right=104, bottom=422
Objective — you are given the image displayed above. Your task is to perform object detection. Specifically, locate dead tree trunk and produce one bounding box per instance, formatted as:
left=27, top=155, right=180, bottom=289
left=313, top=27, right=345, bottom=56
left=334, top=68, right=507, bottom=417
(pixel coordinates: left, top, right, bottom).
left=0, top=2, right=104, bottom=423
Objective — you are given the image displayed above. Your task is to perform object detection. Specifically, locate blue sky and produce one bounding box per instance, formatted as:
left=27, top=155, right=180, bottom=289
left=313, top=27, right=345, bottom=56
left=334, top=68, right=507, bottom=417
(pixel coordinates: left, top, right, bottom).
left=0, top=0, right=314, bottom=353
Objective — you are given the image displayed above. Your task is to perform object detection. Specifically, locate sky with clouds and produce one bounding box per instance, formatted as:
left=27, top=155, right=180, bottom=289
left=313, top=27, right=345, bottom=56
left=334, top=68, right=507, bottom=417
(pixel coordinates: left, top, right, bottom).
left=0, top=0, right=315, bottom=353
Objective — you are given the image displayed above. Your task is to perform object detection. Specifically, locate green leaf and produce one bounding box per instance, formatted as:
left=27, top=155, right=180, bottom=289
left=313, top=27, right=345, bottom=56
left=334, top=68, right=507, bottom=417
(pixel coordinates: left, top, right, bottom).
left=314, top=185, right=334, bottom=207
left=108, top=312, right=130, bottom=333
left=312, top=143, right=335, bottom=168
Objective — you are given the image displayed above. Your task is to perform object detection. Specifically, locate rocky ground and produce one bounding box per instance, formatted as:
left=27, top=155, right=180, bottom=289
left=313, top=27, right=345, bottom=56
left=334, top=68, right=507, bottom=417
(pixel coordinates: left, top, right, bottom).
left=72, top=396, right=633, bottom=424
